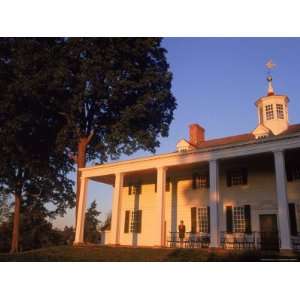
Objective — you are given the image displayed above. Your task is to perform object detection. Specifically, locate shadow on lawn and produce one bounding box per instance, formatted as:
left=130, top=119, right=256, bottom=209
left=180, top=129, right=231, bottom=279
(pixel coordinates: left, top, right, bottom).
left=164, top=248, right=300, bottom=262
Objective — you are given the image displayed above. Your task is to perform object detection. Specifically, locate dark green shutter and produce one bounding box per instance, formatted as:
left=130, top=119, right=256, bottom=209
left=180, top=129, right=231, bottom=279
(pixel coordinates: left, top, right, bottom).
left=192, top=173, right=197, bottom=189
left=226, top=171, right=232, bottom=187
left=124, top=210, right=130, bottom=233
left=226, top=206, right=233, bottom=233
left=191, top=207, right=197, bottom=233
left=288, top=203, right=297, bottom=236
left=244, top=205, right=252, bottom=233
left=128, top=185, right=132, bottom=195
left=206, top=173, right=210, bottom=188
left=135, top=183, right=141, bottom=194
left=137, top=210, right=142, bottom=233
left=207, top=206, right=210, bottom=233
left=286, top=165, right=293, bottom=182
left=242, top=168, right=248, bottom=185
left=166, top=177, right=170, bottom=192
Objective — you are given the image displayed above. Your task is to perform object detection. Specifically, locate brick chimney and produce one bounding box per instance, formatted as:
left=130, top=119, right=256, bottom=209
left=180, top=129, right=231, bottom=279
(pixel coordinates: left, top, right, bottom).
left=189, top=124, right=205, bottom=146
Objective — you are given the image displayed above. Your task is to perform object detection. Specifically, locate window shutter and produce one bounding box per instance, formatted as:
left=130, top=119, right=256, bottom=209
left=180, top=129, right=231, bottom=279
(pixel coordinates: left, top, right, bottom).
left=192, top=173, right=197, bottom=189
left=135, top=184, right=140, bottom=195
left=288, top=203, right=298, bottom=236
left=154, top=183, right=157, bottom=193
left=244, top=205, right=252, bottom=233
left=226, top=171, right=232, bottom=187
left=137, top=210, right=142, bottom=233
left=124, top=210, right=130, bottom=233
left=206, top=173, right=210, bottom=188
left=286, top=165, right=293, bottom=182
left=191, top=207, right=197, bottom=233
left=134, top=183, right=142, bottom=195
left=226, top=206, right=233, bottom=233
left=128, top=185, right=132, bottom=195
left=166, top=177, right=170, bottom=192
left=207, top=206, right=210, bottom=233
left=242, top=168, right=248, bottom=185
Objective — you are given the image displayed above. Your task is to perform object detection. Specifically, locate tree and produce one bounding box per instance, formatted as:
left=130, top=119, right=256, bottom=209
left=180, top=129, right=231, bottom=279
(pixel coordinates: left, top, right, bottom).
left=0, top=190, right=10, bottom=225
left=84, top=200, right=101, bottom=243
left=0, top=38, right=75, bottom=253
left=55, top=38, right=176, bottom=221
left=0, top=190, right=11, bottom=252
left=0, top=201, right=75, bottom=253
left=19, top=198, right=55, bottom=251
left=101, top=212, right=111, bottom=231
left=59, top=226, right=75, bottom=245
left=0, top=37, right=176, bottom=250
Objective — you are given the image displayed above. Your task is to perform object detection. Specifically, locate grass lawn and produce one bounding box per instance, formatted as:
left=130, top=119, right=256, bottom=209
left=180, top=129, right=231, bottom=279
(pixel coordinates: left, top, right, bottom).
left=1, top=245, right=300, bottom=262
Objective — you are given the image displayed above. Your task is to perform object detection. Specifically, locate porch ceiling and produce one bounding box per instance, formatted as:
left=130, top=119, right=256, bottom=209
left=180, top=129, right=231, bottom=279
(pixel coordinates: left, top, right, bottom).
left=91, top=174, right=115, bottom=185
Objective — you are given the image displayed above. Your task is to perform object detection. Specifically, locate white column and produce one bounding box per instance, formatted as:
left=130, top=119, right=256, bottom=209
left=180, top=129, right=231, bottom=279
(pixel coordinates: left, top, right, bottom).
left=74, top=177, right=88, bottom=244
left=274, top=150, right=292, bottom=250
left=209, top=160, right=220, bottom=248
left=110, top=172, right=124, bottom=245
left=157, top=167, right=167, bottom=246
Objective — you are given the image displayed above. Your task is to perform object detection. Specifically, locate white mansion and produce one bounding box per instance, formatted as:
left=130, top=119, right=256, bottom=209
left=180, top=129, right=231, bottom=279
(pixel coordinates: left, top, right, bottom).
left=74, top=74, right=300, bottom=251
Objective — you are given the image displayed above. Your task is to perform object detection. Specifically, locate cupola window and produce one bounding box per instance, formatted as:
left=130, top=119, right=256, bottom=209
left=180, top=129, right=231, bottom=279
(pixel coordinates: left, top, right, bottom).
left=276, top=104, right=284, bottom=119
left=265, top=104, right=274, bottom=120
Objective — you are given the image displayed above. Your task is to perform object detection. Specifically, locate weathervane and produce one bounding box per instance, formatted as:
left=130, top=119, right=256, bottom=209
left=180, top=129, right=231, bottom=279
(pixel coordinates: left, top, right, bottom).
left=265, top=59, right=276, bottom=95
left=266, top=59, right=276, bottom=71
left=266, top=59, right=276, bottom=77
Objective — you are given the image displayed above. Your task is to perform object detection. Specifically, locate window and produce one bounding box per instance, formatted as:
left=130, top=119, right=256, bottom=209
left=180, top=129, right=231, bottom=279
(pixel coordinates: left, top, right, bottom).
left=227, top=168, right=248, bottom=186
left=198, top=207, right=209, bottom=233
left=276, top=104, right=284, bottom=119
left=287, top=165, right=300, bottom=181
left=130, top=210, right=142, bottom=233
left=192, top=173, right=209, bottom=189
left=128, top=183, right=142, bottom=195
left=231, top=171, right=243, bottom=185
left=233, top=207, right=246, bottom=233
left=265, top=104, right=274, bottom=120
left=226, top=205, right=251, bottom=233
left=294, top=167, right=300, bottom=180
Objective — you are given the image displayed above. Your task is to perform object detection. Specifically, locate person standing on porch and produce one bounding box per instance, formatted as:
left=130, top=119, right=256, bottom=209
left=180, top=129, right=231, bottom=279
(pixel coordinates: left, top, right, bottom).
left=178, top=220, right=186, bottom=248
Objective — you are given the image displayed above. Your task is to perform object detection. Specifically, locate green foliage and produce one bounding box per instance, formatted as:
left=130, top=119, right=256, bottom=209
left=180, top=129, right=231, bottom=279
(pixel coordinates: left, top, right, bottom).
left=0, top=199, right=76, bottom=252
left=101, top=212, right=111, bottom=231
left=0, top=37, right=176, bottom=250
left=59, top=226, right=75, bottom=245
left=0, top=38, right=76, bottom=251
left=0, top=37, right=75, bottom=214
left=84, top=200, right=101, bottom=243
left=0, top=190, right=10, bottom=225
left=55, top=37, right=177, bottom=162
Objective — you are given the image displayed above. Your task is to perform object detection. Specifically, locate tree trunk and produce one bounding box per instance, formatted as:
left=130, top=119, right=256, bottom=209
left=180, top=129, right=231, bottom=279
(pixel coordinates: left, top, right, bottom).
left=10, top=192, right=21, bottom=254
left=75, top=137, right=88, bottom=225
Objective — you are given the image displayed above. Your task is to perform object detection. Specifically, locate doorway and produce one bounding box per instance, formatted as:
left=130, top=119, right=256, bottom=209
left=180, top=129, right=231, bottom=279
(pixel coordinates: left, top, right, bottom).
left=259, top=214, right=279, bottom=250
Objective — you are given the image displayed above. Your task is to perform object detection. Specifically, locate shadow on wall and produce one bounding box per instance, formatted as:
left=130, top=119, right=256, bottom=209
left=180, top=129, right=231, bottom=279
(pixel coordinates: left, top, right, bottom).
left=132, top=192, right=140, bottom=246
left=171, top=178, right=178, bottom=233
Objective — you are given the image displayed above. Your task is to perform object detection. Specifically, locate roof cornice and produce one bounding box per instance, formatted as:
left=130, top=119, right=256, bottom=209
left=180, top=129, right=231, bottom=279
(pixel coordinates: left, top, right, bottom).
left=80, top=130, right=300, bottom=173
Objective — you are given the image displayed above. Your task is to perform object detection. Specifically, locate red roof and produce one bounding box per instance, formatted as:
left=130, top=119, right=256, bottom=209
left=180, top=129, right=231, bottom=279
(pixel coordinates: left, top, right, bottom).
left=193, top=123, right=300, bottom=150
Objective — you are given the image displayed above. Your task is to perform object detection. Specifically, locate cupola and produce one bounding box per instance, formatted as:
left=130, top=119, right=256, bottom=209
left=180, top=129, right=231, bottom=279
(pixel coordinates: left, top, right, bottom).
left=252, top=60, right=289, bottom=139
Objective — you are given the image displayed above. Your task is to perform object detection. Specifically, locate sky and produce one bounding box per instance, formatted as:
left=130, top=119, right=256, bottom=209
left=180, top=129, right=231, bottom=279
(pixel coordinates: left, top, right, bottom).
left=53, top=37, right=300, bottom=229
